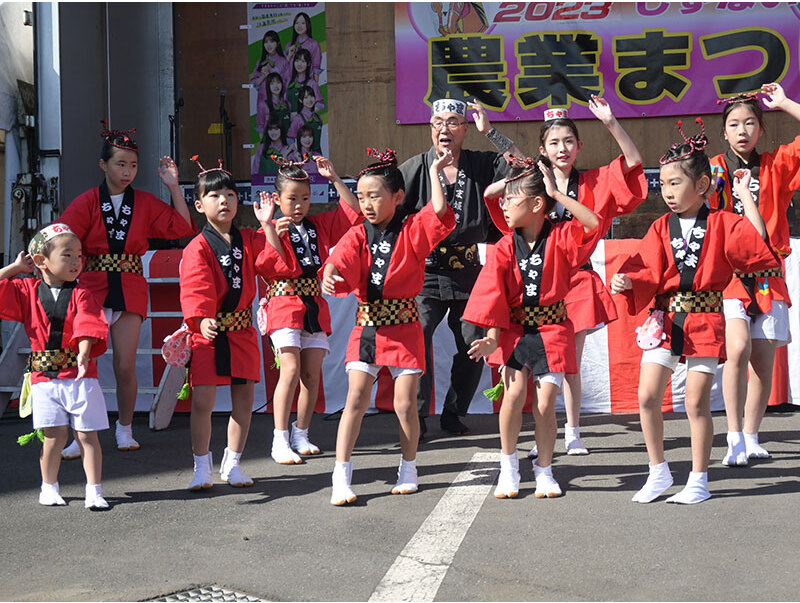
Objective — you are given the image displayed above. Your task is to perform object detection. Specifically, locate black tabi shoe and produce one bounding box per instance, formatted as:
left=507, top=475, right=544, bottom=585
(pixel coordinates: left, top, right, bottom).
left=440, top=408, right=471, bottom=435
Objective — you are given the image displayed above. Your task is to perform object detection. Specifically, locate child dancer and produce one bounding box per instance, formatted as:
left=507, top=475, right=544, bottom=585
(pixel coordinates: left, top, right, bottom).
left=180, top=158, right=292, bottom=490
left=464, top=157, right=600, bottom=499
left=0, top=225, right=110, bottom=508
left=610, top=119, right=779, bottom=504
left=263, top=155, right=361, bottom=464
left=287, top=49, right=324, bottom=117
left=321, top=148, right=456, bottom=505
left=709, top=83, right=800, bottom=465
left=251, top=30, right=291, bottom=133
left=531, top=99, right=646, bottom=456
left=59, top=125, right=195, bottom=457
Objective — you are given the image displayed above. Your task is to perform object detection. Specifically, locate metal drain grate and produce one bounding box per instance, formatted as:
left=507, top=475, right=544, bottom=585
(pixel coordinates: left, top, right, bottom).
left=147, top=585, right=268, bottom=602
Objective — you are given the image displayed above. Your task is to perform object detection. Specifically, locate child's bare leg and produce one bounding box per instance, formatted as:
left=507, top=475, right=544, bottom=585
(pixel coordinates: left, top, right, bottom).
left=532, top=380, right=562, bottom=498
left=290, top=348, right=326, bottom=456
left=272, top=347, right=301, bottom=431
left=531, top=382, right=558, bottom=468
left=335, top=370, right=374, bottom=462
left=271, top=348, right=303, bottom=464
left=296, top=348, right=325, bottom=429
left=721, top=319, right=750, bottom=465
left=228, top=381, right=255, bottom=453
left=41, top=426, right=69, bottom=485
left=331, top=369, right=373, bottom=505
left=632, top=362, right=674, bottom=503
left=111, top=312, right=143, bottom=445
left=76, top=430, right=102, bottom=484
left=39, top=426, right=68, bottom=506
left=666, top=369, right=714, bottom=505
left=742, top=338, right=778, bottom=458
left=190, top=385, right=216, bottom=455
left=564, top=331, right=589, bottom=455
left=392, top=373, right=421, bottom=495
left=393, top=373, right=420, bottom=461
left=221, top=381, right=255, bottom=487
left=499, top=366, right=528, bottom=455
left=77, top=430, right=109, bottom=509
left=722, top=319, right=750, bottom=432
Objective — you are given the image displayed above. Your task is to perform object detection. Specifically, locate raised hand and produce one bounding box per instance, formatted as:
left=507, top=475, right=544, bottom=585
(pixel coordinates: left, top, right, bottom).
left=254, top=191, right=277, bottom=224
left=588, top=95, right=614, bottom=125
left=761, top=82, right=786, bottom=110
left=467, top=98, right=490, bottom=134
left=158, top=156, right=180, bottom=187
left=314, top=155, right=338, bottom=181
left=432, top=148, right=454, bottom=173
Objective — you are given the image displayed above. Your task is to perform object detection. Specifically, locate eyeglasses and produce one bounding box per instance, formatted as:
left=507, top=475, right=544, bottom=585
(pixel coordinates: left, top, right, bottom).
left=430, top=118, right=467, bottom=131
left=499, top=195, right=531, bottom=209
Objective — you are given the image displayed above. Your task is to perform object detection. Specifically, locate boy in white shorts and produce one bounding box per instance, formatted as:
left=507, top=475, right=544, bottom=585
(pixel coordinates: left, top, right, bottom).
left=0, top=224, right=110, bottom=508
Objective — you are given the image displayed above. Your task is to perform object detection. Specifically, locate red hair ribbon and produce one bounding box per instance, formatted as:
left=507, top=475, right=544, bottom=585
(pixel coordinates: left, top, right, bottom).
left=659, top=118, right=708, bottom=165
left=359, top=147, right=398, bottom=176
left=504, top=155, right=538, bottom=183
left=191, top=154, right=232, bottom=176
left=716, top=91, right=760, bottom=106
left=100, top=120, right=137, bottom=150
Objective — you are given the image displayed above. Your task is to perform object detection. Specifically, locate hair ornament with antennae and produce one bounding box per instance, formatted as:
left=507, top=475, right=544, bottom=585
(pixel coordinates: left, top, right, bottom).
left=359, top=147, right=397, bottom=176
left=716, top=91, right=761, bottom=106
left=504, top=155, right=538, bottom=183
left=190, top=154, right=233, bottom=176
left=659, top=117, right=708, bottom=165
left=100, top=119, right=138, bottom=151
left=271, top=153, right=310, bottom=181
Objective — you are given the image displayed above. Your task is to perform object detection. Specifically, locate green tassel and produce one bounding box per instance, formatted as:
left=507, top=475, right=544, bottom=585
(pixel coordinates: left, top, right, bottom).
left=483, top=380, right=504, bottom=401
left=177, top=369, right=190, bottom=400
left=17, top=429, right=44, bottom=446
left=272, top=346, right=280, bottom=369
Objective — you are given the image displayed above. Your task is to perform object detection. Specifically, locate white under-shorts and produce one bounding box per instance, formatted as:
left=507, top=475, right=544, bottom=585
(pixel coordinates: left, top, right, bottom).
left=345, top=361, right=422, bottom=381
left=641, top=347, right=718, bottom=374
left=723, top=299, right=790, bottom=345
left=31, top=377, right=109, bottom=431
left=269, top=327, right=330, bottom=352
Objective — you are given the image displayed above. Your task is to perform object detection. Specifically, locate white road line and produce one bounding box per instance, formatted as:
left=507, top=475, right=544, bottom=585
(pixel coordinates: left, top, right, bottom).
left=368, top=452, right=500, bottom=602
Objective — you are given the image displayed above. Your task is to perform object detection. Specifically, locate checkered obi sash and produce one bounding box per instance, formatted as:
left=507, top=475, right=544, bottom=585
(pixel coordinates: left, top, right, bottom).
left=355, top=298, right=419, bottom=327
left=734, top=267, right=783, bottom=280
left=427, top=243, right=480, bottom=271
left=510, top=300, right=567, bottom=328
left=215, top=307, right=252, bottom=332
left=29, top=348, right=78, bottom=373
left=268, top=277, right=322, bottom=297
left=84, top=253, right=143, bottom=274
left=655, top=290, right=723, bottom=313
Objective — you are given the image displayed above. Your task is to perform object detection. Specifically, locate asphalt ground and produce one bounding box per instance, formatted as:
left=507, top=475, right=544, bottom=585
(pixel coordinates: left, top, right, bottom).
left=1, top=407, right=799, bottom=602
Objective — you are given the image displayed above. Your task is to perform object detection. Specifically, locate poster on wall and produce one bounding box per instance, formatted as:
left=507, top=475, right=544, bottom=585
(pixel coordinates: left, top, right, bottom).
left=248, top=3, right=328, bottom=202
left=394, top=2, right=800, bottom=123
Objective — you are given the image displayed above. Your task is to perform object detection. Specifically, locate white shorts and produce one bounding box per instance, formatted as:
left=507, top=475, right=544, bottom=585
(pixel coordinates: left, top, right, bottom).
left=345, top=361, right=422, bottom=381
left=641, top=347, right=719, bottom=374
left=723, top=299, right=791, bottom=345
left=31, top=378, right=109, bottom=431
left=501, top=366, right=564, bottom=390
left=103, top=307, right=123, bottom=327
left=269, top=327, right=330, bottom=352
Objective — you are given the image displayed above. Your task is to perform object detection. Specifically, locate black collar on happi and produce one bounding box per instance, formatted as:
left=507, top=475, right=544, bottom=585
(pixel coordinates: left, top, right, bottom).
left=667, top=203, right=709, bottom=356
left=37, top=280, right=78, bottom=378
left=202, top=223, right=244, bottom=377
left=722, top=149, right=760, bottom=216
left=547, top=168, right=580, bottom=223
left=287, top=219, right=323, bottom=332
left=98, top=180, right=135, bottom=310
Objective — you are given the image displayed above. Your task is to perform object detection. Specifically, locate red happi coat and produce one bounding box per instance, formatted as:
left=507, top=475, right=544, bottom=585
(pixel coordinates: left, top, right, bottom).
left=708, top=138, right=800, bottom=310
left=0, top=278, right=108, bottom=384
left=264, top=197, right=362, bottom=335
left=322, top=201, right=456, bottom=369
left=463, top=217, right=597, bottom=374
left=486, top=156, right=648, bottom=332
left=618, top=209, right=780, bottom=360
left=61, top=187, right=196, bottom=317
left=180, top=228, right=291, bottom=385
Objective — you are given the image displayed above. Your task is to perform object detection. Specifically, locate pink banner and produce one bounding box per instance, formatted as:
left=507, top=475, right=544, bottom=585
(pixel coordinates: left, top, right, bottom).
left=395, top=2, right=800, bottom=123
